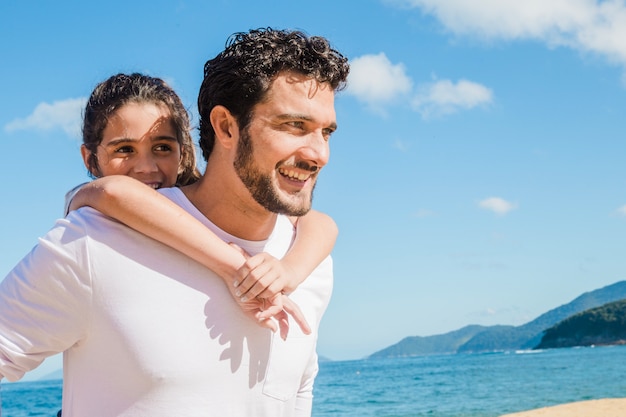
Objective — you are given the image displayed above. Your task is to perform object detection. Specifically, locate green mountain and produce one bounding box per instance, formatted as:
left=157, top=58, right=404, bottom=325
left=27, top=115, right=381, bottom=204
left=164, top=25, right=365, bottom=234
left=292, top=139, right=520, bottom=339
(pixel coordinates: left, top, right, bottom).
left=369, top=325, right=491, bottom=358
left=536, top=299, right=626, bottom=349
left=369, top=280, right=626, bottom=358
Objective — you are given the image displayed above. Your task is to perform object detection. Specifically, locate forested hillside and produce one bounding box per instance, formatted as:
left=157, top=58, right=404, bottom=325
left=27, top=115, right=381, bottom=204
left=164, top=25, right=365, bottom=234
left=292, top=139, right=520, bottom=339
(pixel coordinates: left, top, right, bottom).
left=536, top=299, right=626, bottom=349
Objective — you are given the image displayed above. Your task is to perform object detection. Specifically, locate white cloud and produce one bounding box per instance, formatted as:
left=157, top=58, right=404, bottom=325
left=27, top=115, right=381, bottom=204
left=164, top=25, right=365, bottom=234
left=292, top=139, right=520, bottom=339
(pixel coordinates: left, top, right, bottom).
left=413, top=79, right=493, bottom=118
left=346, top=53, right=413, bottom=108
left=617, top=205, right=626, bottom=216
left=347, top=52, right=493, bottom=117
left=388, top=0, right=626, bottom=76
left=478, top=197, right=517, bottom=215
left=4, top=98, right=86, bottom=139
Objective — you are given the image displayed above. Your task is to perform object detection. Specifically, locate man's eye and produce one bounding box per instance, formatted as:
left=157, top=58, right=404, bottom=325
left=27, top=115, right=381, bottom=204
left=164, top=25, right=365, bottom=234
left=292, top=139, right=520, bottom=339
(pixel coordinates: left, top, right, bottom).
left=287, top=121, right=304, bottom=129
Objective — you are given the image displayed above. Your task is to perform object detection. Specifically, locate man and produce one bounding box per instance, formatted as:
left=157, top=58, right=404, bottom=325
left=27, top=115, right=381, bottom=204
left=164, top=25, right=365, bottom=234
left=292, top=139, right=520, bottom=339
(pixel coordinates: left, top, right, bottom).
left=0, top=28, right=349, bottom=416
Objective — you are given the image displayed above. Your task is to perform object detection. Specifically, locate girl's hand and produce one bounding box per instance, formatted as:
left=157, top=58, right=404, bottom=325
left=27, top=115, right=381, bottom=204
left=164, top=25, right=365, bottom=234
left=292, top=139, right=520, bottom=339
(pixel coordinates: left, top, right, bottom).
left=229, top=287, right=311, bottom=340
left=227, top=244, right=310, bottom=339
left=233, top=252, right=297, bottom=301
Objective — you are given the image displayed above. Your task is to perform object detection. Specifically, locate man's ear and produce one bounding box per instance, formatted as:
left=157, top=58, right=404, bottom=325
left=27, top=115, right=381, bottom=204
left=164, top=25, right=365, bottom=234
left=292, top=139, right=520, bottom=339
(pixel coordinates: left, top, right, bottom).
left=210, top=105, right=239, bottom=150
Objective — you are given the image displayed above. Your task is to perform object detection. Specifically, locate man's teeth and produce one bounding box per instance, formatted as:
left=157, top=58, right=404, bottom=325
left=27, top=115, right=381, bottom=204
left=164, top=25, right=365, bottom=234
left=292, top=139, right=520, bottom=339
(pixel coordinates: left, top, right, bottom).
left=279, top=168, right=310, bottom=181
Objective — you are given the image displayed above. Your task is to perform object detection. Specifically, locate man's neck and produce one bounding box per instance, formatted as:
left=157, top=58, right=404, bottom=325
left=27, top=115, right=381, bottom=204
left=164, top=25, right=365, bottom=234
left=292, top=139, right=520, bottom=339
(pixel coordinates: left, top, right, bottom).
left=181, top=174, right=278, bottom=242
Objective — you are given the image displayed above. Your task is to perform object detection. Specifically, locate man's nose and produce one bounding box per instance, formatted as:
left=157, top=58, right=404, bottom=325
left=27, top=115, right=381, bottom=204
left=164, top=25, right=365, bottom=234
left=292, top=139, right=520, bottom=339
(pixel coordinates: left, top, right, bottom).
left=300, top=131, right=330, bottom=167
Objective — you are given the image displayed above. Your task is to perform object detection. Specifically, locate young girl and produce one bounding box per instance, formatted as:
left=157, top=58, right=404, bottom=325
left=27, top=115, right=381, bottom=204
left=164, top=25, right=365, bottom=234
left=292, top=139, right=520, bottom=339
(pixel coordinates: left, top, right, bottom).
left=67, top=73, right=338, bottom=333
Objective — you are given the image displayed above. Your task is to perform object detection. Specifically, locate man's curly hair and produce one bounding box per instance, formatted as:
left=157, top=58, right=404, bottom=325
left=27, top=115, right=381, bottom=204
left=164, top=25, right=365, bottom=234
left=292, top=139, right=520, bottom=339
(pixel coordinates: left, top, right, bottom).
left=197, top=28, right=350, bottom=161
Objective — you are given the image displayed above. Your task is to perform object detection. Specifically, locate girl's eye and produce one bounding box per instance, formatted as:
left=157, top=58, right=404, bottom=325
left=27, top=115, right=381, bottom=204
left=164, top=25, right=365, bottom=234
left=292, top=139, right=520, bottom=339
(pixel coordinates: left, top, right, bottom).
left=154, top=144, right=173, bottom=152
left=115, top=146, right=134, bottom=154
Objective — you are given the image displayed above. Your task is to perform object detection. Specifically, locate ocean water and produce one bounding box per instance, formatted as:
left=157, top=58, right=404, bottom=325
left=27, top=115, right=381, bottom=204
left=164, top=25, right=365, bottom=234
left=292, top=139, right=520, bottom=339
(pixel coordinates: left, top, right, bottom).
left=2, top=345, right=626, bottom=416
left=313, top=345, right=626, bottom=416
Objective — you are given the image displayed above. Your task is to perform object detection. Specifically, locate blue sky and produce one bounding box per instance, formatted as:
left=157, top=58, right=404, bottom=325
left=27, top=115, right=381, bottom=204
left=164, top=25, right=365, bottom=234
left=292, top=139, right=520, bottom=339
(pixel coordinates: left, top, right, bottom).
left=2, top=0, right=626, bottom=378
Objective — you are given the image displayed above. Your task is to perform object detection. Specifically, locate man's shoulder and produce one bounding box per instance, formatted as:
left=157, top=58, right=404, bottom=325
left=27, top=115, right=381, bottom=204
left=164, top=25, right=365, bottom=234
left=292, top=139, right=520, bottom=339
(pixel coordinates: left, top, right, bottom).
left=157, top=187, right=185, bottom=203
left=63, top=182, right=89, bottom=216
left=61, top=206, right=131, bottom=243
left=66, top=205, right=114, bottom=224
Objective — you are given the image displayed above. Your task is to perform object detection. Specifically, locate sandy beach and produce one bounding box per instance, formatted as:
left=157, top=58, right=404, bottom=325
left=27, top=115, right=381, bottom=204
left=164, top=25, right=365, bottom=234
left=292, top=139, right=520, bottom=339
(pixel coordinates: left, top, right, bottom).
left=500, top=398, right=626, bottom=417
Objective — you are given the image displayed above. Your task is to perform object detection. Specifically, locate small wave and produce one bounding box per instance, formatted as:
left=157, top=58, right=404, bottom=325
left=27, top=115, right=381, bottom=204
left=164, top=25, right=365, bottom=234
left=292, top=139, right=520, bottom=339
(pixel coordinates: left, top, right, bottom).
left=515, top=349, right=544, bottom=354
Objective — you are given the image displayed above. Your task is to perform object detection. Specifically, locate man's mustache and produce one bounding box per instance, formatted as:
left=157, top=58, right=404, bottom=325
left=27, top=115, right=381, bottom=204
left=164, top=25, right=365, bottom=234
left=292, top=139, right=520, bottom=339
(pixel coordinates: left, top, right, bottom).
left=293, top=161, right=319, bottom=173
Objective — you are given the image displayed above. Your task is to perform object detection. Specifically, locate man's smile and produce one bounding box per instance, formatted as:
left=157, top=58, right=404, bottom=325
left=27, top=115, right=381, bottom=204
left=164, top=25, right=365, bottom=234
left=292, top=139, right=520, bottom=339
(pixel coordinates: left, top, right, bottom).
left=277, top=166, right=317, bottom=182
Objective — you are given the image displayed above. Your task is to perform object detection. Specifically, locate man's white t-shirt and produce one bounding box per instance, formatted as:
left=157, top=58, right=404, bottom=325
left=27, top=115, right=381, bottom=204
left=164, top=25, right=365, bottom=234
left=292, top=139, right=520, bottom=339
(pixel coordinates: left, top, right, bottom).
left=0, top=187, right=333, bottom=416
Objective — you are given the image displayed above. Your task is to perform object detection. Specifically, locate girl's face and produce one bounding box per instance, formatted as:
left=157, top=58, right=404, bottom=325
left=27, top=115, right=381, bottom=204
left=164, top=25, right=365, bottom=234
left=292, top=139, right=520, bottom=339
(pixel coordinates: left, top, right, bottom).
left=82, top=102, right=182, bottom=188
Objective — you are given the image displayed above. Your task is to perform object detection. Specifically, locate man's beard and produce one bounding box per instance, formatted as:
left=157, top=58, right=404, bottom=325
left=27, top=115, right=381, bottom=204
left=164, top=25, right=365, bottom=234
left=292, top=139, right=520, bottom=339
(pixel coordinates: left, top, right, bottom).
left=234, top=130, right=315, bottom=216
left=233, top=129, right=313, bottom=216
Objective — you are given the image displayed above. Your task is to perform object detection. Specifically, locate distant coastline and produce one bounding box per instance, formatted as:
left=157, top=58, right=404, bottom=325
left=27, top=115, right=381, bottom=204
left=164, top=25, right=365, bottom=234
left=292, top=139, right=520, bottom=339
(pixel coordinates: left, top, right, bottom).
left=370, top=280, right=626, bottom=359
